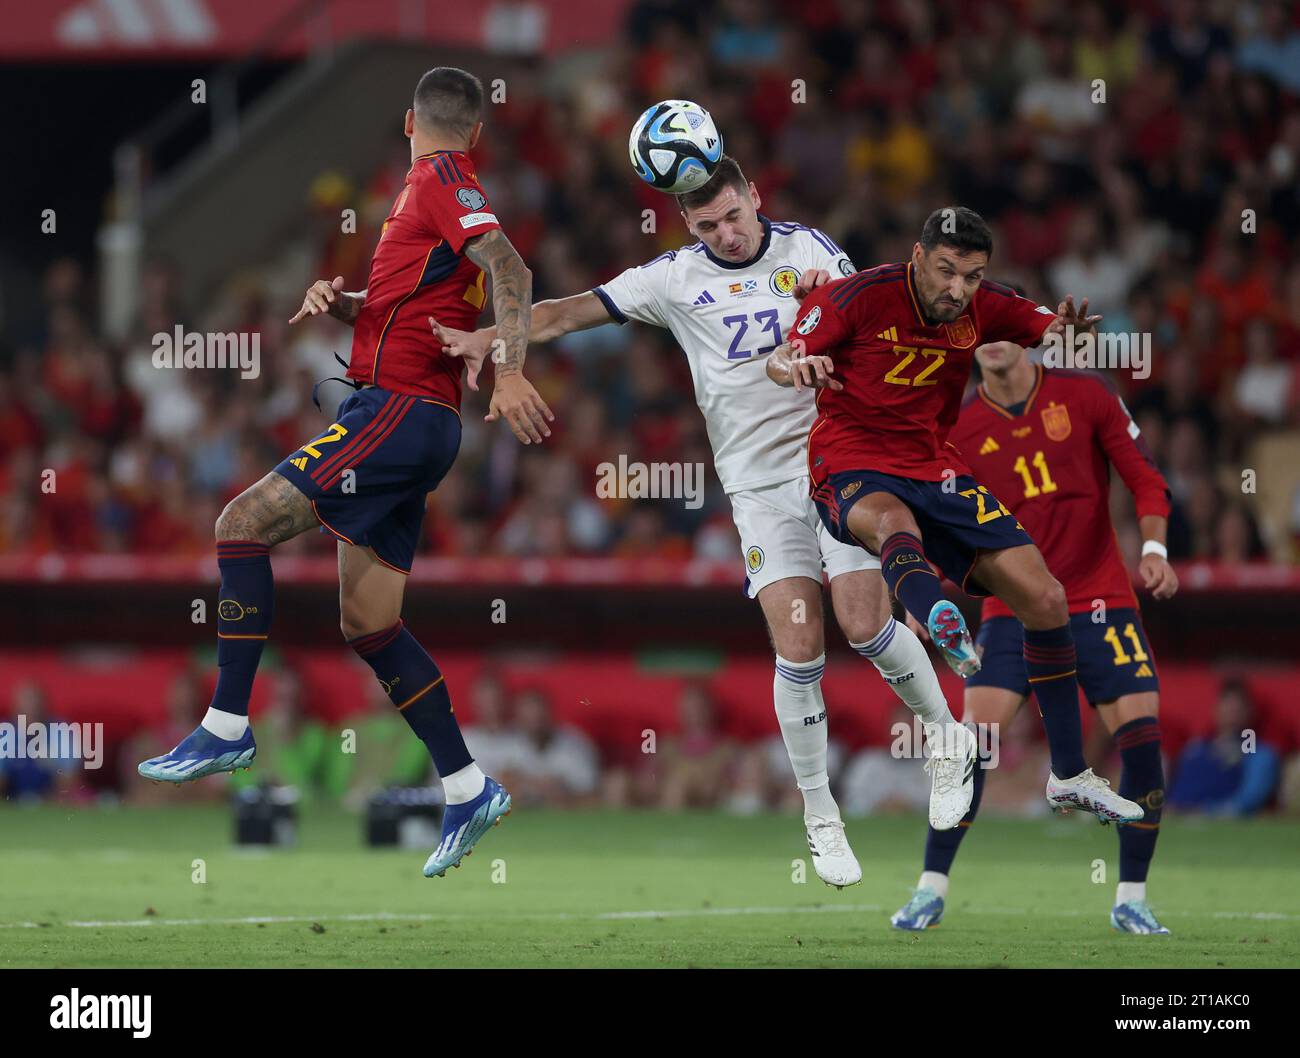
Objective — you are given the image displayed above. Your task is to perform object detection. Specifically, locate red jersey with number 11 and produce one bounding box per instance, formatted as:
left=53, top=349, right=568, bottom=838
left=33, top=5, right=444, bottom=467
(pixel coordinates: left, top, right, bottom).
left=952, top=365, right=1171, bottom=618
left=791, top=262, right=1056, bottom=484
left=346, top=149, right=501, bottom=408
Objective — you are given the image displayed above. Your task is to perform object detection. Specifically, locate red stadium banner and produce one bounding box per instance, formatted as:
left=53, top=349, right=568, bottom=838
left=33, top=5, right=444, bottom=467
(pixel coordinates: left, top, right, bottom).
left=0, top=0, right=627, bottom=59
left=1, top=554, right=1297, bottom=591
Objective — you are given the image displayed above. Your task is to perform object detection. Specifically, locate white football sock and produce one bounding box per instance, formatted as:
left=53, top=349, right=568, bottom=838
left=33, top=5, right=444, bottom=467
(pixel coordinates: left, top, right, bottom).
left=201, top=707, right=248, bottom=741
left=852, top=619, right=955, bottom=728
left=1115, top=881, right=1146, bottom=906
left=803, top=785, right=840, bottom=822
left=442, top=762, right=486, bottom=805
left=919, top=870, right=950, bottom=899
left=773, top=653, right=841, bottom=822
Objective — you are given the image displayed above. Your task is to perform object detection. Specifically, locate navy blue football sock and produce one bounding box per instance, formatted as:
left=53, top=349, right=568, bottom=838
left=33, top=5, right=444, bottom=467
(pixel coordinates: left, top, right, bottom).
left=1023, top=624, right=1087, bottom=779
left=1115, top=716, right=1164, bottom=882
left=880, top=531, right=945, bottom=626
left=210, top=540, right=274, bottom=717
left=349, top=620, right=472, bottom=777
left=923, top=736, right=989, bottom=875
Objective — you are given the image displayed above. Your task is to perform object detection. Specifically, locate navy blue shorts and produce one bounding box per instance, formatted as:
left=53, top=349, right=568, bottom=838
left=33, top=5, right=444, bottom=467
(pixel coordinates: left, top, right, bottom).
left=274, top=386, right=461, bottom=573
left=967, top=609, right=1160, bottom=705
left=813, top=469, right=1033, bottom=596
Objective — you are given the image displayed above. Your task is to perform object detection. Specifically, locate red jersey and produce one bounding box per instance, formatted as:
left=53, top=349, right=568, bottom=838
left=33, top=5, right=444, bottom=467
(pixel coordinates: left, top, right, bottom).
left=346, top=150, right=500, bottom=407
left=952, top=365, right=1171, bottom=618
left=792, top=262, right=1055, bottom=483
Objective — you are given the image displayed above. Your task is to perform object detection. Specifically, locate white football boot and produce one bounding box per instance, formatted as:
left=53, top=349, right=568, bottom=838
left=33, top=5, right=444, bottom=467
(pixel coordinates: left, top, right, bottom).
left=805, top=817, right=862, bottom=889
left=1046, top=768, right=1144, bottom=824
left=924, top=723, right=978, bottom=831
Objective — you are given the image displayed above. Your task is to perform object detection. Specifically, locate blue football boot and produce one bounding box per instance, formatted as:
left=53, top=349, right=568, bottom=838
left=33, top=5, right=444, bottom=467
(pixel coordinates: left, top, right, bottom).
left=1111, top=900, right=1172, bottom=935
left=138, top=724, right=256, bottom=783
left=928, top=600, right=981, bottom=678
left=891, top=886, right=945, bottom=930
left=423, top=776, right=512, bottom=878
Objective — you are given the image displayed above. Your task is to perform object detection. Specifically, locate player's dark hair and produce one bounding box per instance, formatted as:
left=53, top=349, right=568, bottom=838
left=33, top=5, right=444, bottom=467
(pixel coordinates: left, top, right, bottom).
left=413, top=67, right=484, bottom=138
left=676, top=155, right=748, bottom=212
left=919, top=206, right=994, bottom=257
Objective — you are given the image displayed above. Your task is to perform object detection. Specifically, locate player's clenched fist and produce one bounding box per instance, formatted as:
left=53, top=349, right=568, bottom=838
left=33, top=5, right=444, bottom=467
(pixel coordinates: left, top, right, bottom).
left=1139, top=552, right=1179, bottom=600
left=488, top=372, right=554, bottom=445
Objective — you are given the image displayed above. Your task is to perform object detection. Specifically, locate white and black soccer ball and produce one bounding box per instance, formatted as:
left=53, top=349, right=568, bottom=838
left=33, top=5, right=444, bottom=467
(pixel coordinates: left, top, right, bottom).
left=629, top=99, right=724, bottom=194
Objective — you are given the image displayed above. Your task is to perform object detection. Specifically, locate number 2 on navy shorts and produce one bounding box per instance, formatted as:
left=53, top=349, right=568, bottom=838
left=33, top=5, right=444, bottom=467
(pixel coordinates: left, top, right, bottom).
left=273, top=386, right=460, bottom=572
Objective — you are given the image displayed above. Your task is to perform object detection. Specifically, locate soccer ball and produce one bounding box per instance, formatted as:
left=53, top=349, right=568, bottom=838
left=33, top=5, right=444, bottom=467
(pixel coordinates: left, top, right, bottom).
left=629, top=100, right=724, bottom=194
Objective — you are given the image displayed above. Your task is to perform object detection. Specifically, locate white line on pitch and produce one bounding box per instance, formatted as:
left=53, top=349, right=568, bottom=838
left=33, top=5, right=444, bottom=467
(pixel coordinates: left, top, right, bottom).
left=0, top=905, right=1297, bottom=930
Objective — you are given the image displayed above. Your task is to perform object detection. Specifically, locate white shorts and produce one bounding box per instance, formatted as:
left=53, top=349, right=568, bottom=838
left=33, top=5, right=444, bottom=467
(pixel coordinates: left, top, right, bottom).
left=730, top=476, right=880, bottom=599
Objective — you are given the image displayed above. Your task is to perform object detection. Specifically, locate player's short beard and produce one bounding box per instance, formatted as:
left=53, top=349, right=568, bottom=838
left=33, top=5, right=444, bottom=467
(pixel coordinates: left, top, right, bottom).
left=927, top=295, right=964, bottom=323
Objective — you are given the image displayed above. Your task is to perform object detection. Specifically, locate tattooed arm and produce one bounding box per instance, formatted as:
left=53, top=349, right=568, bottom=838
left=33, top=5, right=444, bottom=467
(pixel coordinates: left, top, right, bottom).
left=464, top=229, right=532, bottom=373
left=329, top=289, right=365, bottom=326
left=463, top=229, right=554, bottom=444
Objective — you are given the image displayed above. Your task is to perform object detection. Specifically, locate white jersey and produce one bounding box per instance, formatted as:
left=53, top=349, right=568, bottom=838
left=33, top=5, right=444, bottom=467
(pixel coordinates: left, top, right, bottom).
left=594, top=218, right=855, bottom=494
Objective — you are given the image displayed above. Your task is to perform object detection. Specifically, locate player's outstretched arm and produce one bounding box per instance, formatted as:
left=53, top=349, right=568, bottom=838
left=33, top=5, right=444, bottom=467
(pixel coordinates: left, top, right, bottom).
left=529, top=292, right=613, bottom=342
left=766, top=339, right=842, bottom=392
left=288, top=276, right=365, bottom=326
left=432, top=292, right=610, bottom=392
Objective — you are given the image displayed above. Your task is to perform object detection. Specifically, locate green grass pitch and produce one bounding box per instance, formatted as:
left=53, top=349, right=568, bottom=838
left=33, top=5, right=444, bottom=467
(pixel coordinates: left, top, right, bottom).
left=1, top=805, right=1296, bottom=968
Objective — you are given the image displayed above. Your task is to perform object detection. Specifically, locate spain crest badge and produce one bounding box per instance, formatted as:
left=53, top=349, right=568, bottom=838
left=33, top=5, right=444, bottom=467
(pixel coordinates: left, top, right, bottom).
left=944, top=316, right=977, bottom=348
left=1041, top=401, right=1071, bottom=441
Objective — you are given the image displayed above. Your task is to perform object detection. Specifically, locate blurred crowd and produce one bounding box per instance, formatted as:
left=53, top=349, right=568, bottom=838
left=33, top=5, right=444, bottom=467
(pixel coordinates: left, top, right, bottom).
left=4, top=0, right=1300, bottom=565
left=4, top=667, right=1297, bottom=818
